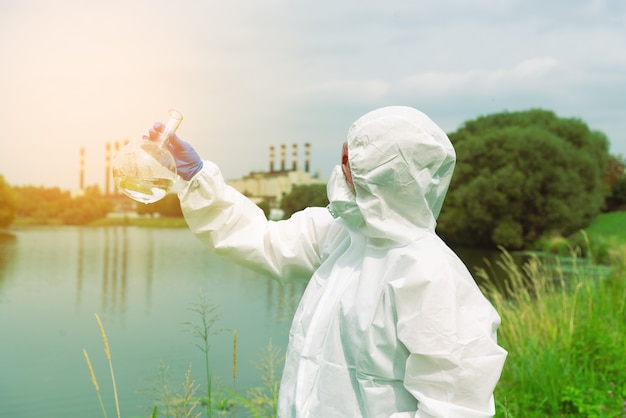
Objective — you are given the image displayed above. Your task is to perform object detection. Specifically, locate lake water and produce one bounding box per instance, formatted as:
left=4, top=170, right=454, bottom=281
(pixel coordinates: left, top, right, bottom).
left=0, top=227, right=308, bottom=418
left=0, top=226, right=501, bottom=418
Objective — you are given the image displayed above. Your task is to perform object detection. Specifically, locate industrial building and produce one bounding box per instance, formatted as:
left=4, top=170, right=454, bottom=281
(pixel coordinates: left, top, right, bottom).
left=227, top=143, right=326, bottom=208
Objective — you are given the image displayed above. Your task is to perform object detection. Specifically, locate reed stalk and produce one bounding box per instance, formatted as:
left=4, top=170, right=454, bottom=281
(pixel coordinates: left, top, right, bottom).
left=183, top=292, right=222, bottom=417
left=83, top=349, right=108, bottom=418
left=95, top=314, right=121, bottom=418
left=227, top=339, right=283, bottom=417
left=232, top=330, right=238, bottom=385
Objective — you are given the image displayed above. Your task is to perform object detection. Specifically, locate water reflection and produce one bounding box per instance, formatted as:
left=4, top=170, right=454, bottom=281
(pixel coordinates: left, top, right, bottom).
left=71, top=227, right=133, bottom=315
left=100, top=227, right=130, bottom=315
left=68, top=226, right=307, bottom=326
left=75, top=228, right=84, bottom=306
left=274, top=280, right=305, bottom=323
left=0, top=231, right=17, bottom=295
left=71, top=227, right=204, bottom=316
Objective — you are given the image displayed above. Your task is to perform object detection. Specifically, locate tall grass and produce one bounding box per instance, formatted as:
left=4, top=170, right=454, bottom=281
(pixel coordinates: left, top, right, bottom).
left=83, top=314, right=121, bottom=418
left=479, top=244, right=626, bottom=417
left=95, top=314, right=121, bottom=418
left=83, top=349, right=108, bottom=418
left=85, top=300, right=282, bottom=418
left=147, top=363, right=203, bottom=418
left=182, top=292, right=223, bottom=417
left=226, top=339, right=283, bottom=418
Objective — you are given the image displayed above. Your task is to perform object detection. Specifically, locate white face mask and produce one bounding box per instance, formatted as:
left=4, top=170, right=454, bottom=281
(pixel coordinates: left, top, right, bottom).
left=327, top=165, right=364, bottom=229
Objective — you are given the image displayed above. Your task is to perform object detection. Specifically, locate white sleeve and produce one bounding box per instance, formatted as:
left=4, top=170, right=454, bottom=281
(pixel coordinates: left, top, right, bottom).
left=178, top=160, right=336, bottom=283
left=390, top=244, right=507, bottom=418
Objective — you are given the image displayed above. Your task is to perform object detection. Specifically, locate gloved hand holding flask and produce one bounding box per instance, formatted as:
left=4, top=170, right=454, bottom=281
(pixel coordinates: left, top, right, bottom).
left=144, top=123, right=204, bottom=181
left=112, top=109, right=183, bottom=204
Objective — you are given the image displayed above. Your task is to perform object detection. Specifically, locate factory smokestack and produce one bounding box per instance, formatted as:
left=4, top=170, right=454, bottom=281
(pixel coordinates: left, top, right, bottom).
left=269, top=145, right=275, bottom=172
left=79, top=147, right=85, bottom=191
left=305, top=142, right=310, bottom=173
left=114, top=141, right=121, bottom=196
left=280, top=144, right=286, bottom=171
left=292, top=143, right=298, bottom=171
left=105, top=142, right=111, bottom=196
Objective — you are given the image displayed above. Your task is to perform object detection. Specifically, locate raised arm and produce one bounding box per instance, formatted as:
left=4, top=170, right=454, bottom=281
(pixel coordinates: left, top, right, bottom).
left=179, top=160, right=334, bottom=282
left=144, top=124, right=336, bottom=283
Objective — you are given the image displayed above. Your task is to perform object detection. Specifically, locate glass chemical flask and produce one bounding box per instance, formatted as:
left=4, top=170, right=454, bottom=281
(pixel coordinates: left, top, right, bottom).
left=112, top=110, right=182, bottom=204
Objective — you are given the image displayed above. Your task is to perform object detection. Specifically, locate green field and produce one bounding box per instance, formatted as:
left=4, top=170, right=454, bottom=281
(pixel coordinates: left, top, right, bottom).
left=584, top=211, right=626, bottom=244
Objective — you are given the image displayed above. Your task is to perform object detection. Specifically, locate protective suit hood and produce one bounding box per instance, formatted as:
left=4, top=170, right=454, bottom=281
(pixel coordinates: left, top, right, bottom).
left=335, top=106, right=456, bottom=244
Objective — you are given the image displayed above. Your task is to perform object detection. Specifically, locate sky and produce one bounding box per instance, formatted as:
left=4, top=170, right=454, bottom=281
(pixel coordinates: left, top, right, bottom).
left=1, top=0, right=625, bottom=192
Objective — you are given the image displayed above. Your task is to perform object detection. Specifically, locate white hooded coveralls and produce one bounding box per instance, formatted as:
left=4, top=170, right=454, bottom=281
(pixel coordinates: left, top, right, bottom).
left=179, top=106, right=507, bottom=417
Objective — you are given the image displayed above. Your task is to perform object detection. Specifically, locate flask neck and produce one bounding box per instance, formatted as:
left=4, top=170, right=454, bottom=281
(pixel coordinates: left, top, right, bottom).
left=158, top=109, right=183, bottom=146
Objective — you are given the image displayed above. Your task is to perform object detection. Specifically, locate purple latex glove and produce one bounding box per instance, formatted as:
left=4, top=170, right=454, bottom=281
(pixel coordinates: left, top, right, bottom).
left=145, top=123, right=204, bottom=181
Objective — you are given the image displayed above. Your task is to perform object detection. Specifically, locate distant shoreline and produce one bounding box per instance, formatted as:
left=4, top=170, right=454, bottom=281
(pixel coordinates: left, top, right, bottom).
left=8, top=212, right=626, bottom=248
left=10, top=216, right=188, bottom=228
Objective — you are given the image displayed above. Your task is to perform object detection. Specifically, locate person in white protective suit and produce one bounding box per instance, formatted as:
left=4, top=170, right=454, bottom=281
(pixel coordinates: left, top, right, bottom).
left=146, top=106, right=507, bottom=417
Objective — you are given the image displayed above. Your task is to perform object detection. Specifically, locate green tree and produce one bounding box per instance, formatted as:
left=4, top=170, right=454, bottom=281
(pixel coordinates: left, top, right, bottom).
left=604, top=154, right=625, bottom=188
left=13, top=185, right=72, bottom=221
left=60, top=185, right=113, bottom=225
left=607, top=177, right=626, bottom=211
left=604, top=154, right=626, bottom=211
left=438, top=109, right=609, bottom=249
left=280, top=184, right=329, bottom=219
left=257, top=199, right=271, bottom=219
left=0, top=175, right=17, bottom=227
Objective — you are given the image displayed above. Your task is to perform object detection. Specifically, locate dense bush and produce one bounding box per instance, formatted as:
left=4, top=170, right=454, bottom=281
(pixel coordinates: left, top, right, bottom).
left=0, top=175, right=16, bottom=227
left=11, top=184, right=113, bottom=225
left=438, top=109, right=609, bottom=249
left=606, top=177, right=626, bottom=211
left=280, top=184, right=329, bottom=219
left=60, top=188, right=115, bottom=225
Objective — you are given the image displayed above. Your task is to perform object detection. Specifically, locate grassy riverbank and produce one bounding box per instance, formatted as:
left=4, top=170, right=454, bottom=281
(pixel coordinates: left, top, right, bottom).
left=482, top=213, right=626, bottom=417
left=13, top=209, right=626, bottom=238
left=11, top=216, right=188, bottom=228
left=88, top=216, right=188, bottom=228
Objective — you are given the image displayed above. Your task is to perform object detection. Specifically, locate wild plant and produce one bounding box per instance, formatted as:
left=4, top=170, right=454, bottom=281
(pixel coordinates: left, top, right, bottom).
left=479, top=244, right=626, bottom=417
left=147, top=362, right=203, bottom=418
left=85, top=294, right=285, bottom=418
left=182, top=292, right=224, bottom=417
left=226, top=339, right=283, bottom=418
